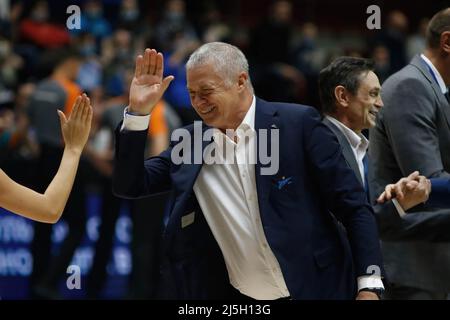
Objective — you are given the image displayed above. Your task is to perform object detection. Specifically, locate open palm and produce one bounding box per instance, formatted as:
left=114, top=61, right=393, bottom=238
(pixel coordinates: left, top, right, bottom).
left=129, top=49, right=174, bottom=115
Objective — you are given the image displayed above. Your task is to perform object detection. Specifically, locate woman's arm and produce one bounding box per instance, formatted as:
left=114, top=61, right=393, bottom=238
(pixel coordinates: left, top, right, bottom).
left=0, top=94, right=92, bottom=223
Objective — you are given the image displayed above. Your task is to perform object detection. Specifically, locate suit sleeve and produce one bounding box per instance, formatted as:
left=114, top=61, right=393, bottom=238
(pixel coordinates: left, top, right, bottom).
left=301, top=107, right=384, bottom=277
left=112, top=123, right=172, bottom=199
left=428, top=178, right=450, bottom=208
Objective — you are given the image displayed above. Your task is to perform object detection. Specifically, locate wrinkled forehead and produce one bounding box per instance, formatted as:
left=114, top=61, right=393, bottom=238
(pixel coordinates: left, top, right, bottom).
left=186, top=64, right=225, bottom=89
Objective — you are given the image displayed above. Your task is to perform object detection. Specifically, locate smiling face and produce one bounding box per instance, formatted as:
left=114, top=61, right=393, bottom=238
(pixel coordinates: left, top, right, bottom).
left=187, top=63, right=250, bottom=130
left=344, top=71, right=383, bottom=132
left=348, top=71, right=383, bottom=130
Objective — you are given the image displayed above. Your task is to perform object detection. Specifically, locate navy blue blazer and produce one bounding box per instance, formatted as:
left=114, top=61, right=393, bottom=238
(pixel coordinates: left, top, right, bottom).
left=429, top=178, right=450, bottom=207
left=113, top=98, right=383, bottom=299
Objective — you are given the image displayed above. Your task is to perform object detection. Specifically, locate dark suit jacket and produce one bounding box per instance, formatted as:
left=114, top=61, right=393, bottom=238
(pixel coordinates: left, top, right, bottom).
left=369, top=55, right=450, bottom=291
left=113, top=98, right=383, bottom=299
left=429, top=178, right=450, bottom=208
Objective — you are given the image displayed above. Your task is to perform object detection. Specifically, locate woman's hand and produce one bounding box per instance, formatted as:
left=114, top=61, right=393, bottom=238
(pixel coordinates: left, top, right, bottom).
left=58, top=93, right=93, bottom=155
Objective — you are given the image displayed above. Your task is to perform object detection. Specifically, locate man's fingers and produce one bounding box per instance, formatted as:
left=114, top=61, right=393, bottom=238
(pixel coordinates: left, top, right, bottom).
left=149, top=49, right=157, bottom=75
left=406, top=180, right=419, bottom=190
left=135, top=55, right=143, bottom=77
left=377, top=191, right=387, bottom=203
left=143, top=49, right=151, bottom=75
left=418, top=175, right=427, bottom=184
left=161, top=75, right=175, bottom=93
left=418, top=176, right=430, bottom=196
left=394, top=182, right=405, bottom=199
left=384, top=185, right=393, bottom=200
left=156, top=52, right=164, bottom=78
left=407, top=171, right=420, bottom=181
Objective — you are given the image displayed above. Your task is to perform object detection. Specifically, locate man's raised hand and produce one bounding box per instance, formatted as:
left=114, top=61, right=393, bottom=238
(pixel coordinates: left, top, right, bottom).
left=129, top=49, right=174, bottom=115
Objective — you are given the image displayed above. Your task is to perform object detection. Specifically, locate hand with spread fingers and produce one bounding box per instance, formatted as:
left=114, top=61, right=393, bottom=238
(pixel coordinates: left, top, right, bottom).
left=129, top=48, right=174, bottom=115
left=377, top=171, right=431, bottom=211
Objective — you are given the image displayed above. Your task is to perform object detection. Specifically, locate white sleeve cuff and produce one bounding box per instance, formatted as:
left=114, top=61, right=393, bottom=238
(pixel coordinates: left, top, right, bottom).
left=357, top=275, right=384, bottom=291
left=120, top=107, right=150, bottom=131
left=392, top=198, right=407, bottom=218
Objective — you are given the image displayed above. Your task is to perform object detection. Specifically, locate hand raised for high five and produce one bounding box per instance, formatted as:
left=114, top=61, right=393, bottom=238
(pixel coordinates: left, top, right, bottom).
left=57, top=93, right=93, bottom=155
left=129, top=49, right=174, bottom=115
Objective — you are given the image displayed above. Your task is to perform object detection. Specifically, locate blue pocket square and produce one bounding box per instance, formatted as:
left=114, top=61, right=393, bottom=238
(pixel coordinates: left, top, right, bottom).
left=277, top=176, right=293, bottom=190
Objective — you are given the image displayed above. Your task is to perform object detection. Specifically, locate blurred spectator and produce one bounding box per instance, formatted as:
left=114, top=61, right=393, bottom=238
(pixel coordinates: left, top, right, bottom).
left=161, top=29, right=200, bottom=126
left=153, top=0, right=200, bottom=126
left=371, top=10, right=409, bottom=75
left=116, top=0, right=143, bottom=35
left=198, top=3, right=232, bottom=43
left=407, top=18, right=429, bottom=61
left=371, top=45, right=391, bottom=83
left=292, top=22, right=326, bottom=107
left=249, top=0, right=304, bottom=102
left=0, top=36, right=24, bottom=89
left=0, top=82, right=38, bottom=188
left=19, top=0, right=70, bottom=49
left=0, top=0, right=18, bottom=39
left=154, top=0, right=198, bottom=52
left=71, top=0, right=112, bottom=48
left=76, top=33, right=103, bottom=94
left=102, top=28, right=136, bottom=97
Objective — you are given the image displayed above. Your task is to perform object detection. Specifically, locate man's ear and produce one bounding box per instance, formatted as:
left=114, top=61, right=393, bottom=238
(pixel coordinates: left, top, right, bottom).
left=237, top=72, right=249, bottom=92
left=441, top=31, right=450, bottom=53
left=334, top=85, right=351, bottom=108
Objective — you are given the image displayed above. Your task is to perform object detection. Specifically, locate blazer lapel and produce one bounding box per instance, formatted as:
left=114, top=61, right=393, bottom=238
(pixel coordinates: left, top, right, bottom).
left=254, top=98, right=279, bottom=205
left=411, top=55, right=450, bottom=128
left=323, top=118, right=364, bottom=186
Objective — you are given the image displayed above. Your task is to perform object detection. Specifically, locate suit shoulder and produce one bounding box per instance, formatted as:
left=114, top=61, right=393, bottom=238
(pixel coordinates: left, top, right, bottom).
left=268, top=101, right=321, bottom=119
left=382, top=64, right=430, bottom=94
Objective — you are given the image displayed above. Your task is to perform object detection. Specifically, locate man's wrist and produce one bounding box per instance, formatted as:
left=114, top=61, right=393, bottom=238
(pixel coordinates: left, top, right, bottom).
left=358, top=287, right=384, bottom=299
left=127, top=107, right=150, bottom=116
left=392, top=198, right=407, bottom=218
left=121, top=106, right=150, bottom=131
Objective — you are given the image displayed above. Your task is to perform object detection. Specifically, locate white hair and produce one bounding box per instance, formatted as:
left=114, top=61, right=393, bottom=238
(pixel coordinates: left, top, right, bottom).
left=186, top=42, right=253, bottom=89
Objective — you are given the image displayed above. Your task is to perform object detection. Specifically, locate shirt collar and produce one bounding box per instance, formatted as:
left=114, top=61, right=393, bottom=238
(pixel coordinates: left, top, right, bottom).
left=239, top=95, right=256, bottom=132
left=420, top=54, right=448, bottom=94
left=326, top=116, right=369, bottom=152
left=212, top=95, right=256, bottom=142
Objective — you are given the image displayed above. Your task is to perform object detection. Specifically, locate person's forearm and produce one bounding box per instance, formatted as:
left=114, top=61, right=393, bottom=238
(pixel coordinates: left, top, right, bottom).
left=43, top=147, right=82, bottom=221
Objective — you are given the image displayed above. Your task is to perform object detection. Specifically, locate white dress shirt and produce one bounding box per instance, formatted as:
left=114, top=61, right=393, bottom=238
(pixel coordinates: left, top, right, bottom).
left=122, top=98, right=383, bottom=297
left=193, top=96, right=290, bottom=300
left=326, top=116, right=369, bottom=187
